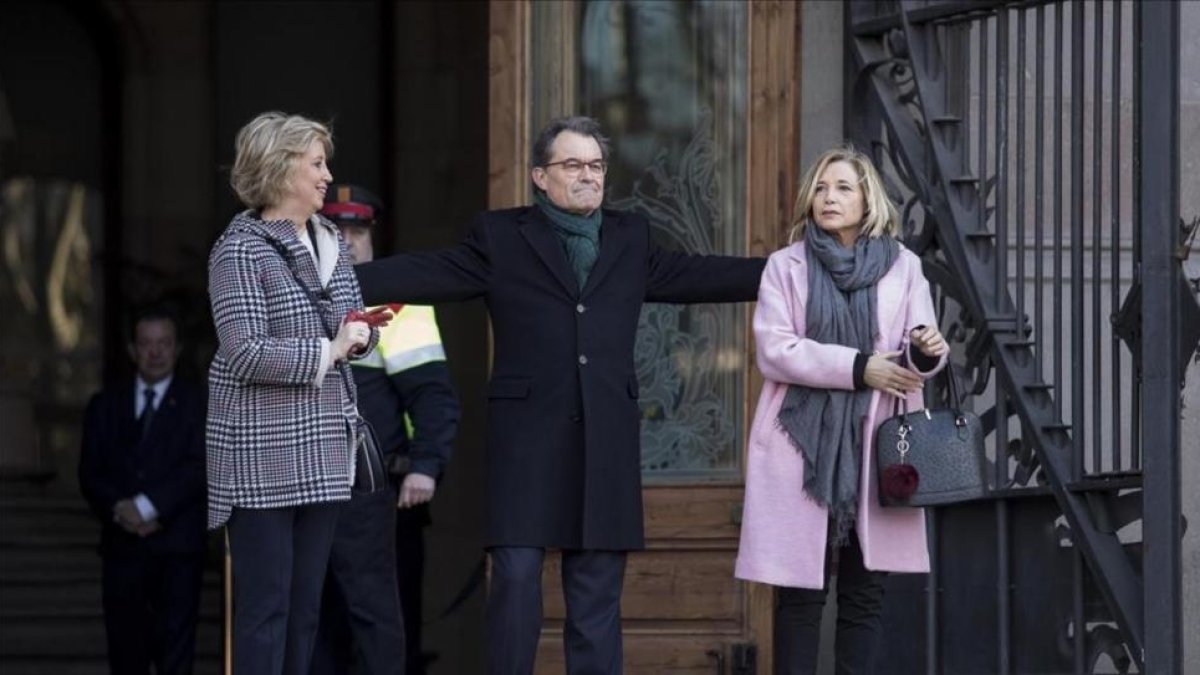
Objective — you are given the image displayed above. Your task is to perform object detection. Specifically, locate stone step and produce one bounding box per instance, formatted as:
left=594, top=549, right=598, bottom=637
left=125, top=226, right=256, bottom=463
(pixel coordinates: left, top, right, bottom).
left=0, top=498, right=98, bottom=536
left=0, top=615, right=223, bottom=658
left=0, top=545, right=101, bottom=580
left=0, top=659, right=221, bottom=675
left=0, top=566, right=223, bottom=605
left=0, top=574, right=222, bottom=614
left=0, top=532, right=99, bottom=548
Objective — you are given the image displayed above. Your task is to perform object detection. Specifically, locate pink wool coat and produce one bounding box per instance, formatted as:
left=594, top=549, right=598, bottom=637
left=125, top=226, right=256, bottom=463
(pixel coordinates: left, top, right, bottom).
left=735, top=240, right=946, bottom=589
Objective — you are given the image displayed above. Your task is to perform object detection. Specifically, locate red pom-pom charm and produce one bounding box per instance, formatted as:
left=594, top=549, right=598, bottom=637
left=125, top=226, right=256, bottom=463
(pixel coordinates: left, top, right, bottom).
left=881, top=463, right=921, bottom=502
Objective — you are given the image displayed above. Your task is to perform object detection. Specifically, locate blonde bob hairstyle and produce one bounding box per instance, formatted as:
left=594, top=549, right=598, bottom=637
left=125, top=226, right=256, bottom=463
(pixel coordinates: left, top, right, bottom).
left=230, top=112, right=334, bottom=210
left=787, top=146, right=899, bottom=243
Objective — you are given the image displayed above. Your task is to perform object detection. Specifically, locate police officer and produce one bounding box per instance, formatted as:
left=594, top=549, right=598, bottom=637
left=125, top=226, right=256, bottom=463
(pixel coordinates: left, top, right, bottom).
left=312, top=185, right=460, bottom=675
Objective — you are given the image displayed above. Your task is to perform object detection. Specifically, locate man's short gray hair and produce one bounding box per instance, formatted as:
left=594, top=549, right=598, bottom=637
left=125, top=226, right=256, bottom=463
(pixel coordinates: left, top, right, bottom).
left=530, top=116, right=611, bottom=168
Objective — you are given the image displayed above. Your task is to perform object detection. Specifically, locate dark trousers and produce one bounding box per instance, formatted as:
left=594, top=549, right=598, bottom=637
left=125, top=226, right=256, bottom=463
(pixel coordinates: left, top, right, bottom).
left=311, top=487, right=407, bottom=675
left=486, top=547, right=626, bottom=675
left=394, top=505, right=429, bottom=674
left=227, top=503, right=341, bottom=675
left=774, top=531, right=887, bottom=675
left=101, top=550, right=204, bottom=675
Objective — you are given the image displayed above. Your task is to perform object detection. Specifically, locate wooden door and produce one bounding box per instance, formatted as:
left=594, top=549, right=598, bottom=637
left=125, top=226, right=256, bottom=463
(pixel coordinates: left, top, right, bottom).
left=489, top=2, right=799, bottom=672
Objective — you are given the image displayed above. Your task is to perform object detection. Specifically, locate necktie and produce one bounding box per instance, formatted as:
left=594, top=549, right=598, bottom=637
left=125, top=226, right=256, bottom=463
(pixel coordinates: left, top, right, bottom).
left=138, top=388, right=157, bottom=440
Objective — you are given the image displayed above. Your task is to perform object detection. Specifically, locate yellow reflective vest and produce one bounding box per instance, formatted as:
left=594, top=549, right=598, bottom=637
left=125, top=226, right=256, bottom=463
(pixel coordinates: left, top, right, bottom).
left=353, top=304, right=446, bottom=375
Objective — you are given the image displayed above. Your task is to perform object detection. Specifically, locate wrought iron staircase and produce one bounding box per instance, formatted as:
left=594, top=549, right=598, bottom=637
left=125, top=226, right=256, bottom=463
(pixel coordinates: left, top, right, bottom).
left=844, top=1, right=1193, bottom=672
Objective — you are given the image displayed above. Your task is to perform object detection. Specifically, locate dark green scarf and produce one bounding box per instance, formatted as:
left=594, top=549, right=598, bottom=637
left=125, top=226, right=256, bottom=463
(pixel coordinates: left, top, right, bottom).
left=534, top=190, right=602, bottom=291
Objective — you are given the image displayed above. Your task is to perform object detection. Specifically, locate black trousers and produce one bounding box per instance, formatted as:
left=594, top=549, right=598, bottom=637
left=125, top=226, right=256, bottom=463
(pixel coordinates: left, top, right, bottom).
left=311, top=487, right=409, bottom=675
left=393, top=505, right=428, bottom=673
left=773, top=531, right=887, bottom=675
left=101, top=550, right=204, bottom=675
left=226, top=502, right=341, bottom=675
left=486, top=547, right=626, bottom=675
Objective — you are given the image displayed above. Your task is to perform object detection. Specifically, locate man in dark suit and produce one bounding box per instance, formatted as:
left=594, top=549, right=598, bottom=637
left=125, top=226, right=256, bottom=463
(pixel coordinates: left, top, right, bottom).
left=79, top=305, right=207, bottom=675
left=355, top=116, right=766, bottom=674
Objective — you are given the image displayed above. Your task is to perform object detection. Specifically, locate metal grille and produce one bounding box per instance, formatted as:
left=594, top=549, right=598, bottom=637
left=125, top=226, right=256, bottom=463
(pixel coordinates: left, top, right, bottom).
left=845, top=1, right=1188, bottom=672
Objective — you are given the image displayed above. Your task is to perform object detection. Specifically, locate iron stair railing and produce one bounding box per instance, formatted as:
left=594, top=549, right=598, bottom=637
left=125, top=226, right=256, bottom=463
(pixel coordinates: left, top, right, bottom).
left=845, top=0, right=1146, bottom=666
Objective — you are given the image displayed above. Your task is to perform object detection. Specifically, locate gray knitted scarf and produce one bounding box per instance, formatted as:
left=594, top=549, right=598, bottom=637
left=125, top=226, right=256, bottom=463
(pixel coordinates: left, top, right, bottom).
left=535, top=190, right=602, bottom=291
left=777, top=224, right=898, bottom=546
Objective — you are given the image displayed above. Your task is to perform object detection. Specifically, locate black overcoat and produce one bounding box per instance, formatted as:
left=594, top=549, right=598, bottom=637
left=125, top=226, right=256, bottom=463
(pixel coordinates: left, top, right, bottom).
left=356, top=205, right=765, bottom=550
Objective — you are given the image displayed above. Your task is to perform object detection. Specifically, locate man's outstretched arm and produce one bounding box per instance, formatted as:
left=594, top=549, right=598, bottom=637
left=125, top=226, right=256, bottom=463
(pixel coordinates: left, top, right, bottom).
left=645, top=235, right=767, bottom=304
left=356, top=214, right=492, bottom=306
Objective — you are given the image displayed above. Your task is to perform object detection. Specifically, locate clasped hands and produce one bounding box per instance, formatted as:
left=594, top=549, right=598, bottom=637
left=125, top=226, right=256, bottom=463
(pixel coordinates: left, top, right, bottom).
left=112, top=498, right=160, bottom=537
left=863, top=325, right=949, bottom=398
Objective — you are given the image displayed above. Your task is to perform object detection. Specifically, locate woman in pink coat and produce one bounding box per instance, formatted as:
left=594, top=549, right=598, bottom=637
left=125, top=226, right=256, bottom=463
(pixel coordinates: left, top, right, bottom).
left=735, top=147, right=948, bottom=674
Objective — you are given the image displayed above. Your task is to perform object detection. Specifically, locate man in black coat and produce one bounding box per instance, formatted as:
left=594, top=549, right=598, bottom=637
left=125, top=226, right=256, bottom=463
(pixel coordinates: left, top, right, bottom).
left=355, top=116, right=766, bottom=674
left=79, top=306, right=207, bottom=675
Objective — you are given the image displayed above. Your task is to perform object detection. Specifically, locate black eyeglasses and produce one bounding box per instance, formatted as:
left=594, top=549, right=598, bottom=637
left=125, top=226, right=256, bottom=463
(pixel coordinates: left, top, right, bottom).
left=540, top=158, right=608, bottom=176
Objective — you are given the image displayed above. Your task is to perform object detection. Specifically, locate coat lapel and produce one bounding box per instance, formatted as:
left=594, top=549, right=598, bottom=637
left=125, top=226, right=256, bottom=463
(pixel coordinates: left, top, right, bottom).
left=580, top=210, right=629, bottom=298
left=874, top=254, right=908, bottom=349
left=785, top=242, right=808, bottom=331
left=519, top=207, right=580, bottom=297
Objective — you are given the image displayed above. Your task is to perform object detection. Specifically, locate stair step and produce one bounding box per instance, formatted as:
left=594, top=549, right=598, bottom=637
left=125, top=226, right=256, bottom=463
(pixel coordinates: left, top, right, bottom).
left=0, top=496, right=95, bottom=512
left=0, top=532, right=99, bottom=548
left=0, top=587, right=222, bottom=619
left=930, top=115, right=963, bottom=125
left=948, top=175, right=979, bottom=185
left=1066, top=473, right=1142, bottom=492
left=965, top=231, right=997, bottom=240
left=0, top=580, right=103, bottom=612
left=0, top=615, right=222, bottom=657
left=0, top=499, right=100, bottom=538
left=0, top=546, right=101, bottom=580
left=0, top=659, right=221, bottom=675
left=0, top=604, right=221, bottom=622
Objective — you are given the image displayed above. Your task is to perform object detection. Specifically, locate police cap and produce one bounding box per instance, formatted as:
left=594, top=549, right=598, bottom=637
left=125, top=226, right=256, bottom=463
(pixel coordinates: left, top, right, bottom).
left=320, top=184, right=384, bottom=227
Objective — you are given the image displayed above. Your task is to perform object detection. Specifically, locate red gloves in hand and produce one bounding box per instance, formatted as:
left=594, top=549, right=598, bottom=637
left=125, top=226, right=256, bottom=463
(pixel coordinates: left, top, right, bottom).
left=345, top=303, right=404, bottom=329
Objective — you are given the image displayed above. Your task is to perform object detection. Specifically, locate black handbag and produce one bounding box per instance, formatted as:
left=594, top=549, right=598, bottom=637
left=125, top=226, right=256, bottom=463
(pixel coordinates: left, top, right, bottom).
left=874, top=364, right=988, bottom=507
left=265, top=236, right=388, bottom=495
left=352, top=415, right=387, bottom=494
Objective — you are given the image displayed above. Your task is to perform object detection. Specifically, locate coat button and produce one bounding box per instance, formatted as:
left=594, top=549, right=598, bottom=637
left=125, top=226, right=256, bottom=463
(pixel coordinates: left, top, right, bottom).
left=576, top=303, right=586, bottom=314
left=570, top=414, right=581, bottom=423
left=578, top=355, right=588, bottom=365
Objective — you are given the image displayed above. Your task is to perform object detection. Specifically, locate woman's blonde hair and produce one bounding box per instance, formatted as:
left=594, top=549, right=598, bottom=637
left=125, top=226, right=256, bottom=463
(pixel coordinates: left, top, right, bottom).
left=230, top=112, right=333, bottom=210
left=787, top=145, right=899, bottom=243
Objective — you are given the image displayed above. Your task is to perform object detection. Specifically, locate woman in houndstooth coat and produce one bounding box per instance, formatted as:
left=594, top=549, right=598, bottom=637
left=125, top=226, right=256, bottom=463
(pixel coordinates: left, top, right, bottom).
left=207, top=112, right=379, bottom=675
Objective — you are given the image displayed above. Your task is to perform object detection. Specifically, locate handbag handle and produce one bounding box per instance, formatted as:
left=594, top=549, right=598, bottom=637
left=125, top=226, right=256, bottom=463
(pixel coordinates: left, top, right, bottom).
left=888, top=348, right=964, bottom=419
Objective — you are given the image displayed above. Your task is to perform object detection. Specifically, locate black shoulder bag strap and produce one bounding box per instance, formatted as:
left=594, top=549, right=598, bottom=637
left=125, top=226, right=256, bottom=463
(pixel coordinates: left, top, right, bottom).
left=260, top=234, right=387, bottom=494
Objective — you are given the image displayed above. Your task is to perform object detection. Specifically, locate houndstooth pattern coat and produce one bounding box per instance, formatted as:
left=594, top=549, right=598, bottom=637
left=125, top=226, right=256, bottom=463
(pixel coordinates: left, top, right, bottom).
left=206, top=211, right=379, bottom=529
